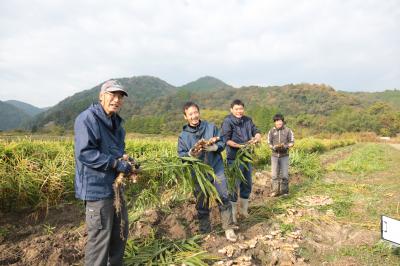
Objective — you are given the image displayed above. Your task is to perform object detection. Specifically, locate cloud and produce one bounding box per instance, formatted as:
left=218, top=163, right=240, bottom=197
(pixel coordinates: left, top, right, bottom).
left=0, top=0, right=399, bottom=107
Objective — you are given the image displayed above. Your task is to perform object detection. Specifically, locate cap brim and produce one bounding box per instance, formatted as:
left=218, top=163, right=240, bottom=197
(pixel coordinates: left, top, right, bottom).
left=106, top=88, right=128, bottom=97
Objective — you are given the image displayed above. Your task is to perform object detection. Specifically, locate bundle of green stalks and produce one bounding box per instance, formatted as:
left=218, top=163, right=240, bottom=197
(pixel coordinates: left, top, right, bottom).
left=225, top=144, right=255, bottom=192
left=124, top=235, right=217, bottom=265
left=125, top=155, right=222, bottom=213
left=114, top=153, right=222, bottom=239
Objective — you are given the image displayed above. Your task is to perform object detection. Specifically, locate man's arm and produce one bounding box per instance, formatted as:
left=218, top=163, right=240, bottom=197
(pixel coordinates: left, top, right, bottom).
left=226, top=139, right=245, bottom=148
left=75, top=116, right=116, bottom=171
left=250, top=118, right=262, bottom=142
left=221, top=119, right=237, bottom=148
left=267, top=129, right=274, bottom=149
left=287, top=129, right=294, bottom=148
left=177, top=135, right=190, bottom=157
left=221, top=119, right=244, bottom=148
left=213, top=125, right=225, bottom=152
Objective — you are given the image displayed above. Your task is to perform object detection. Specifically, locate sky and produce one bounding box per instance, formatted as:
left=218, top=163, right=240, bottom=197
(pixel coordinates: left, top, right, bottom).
left=0, top=0, right=399, bottom=107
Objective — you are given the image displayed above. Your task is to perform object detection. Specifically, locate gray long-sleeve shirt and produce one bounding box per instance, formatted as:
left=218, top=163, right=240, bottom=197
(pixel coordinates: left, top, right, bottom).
left=267, top=126, right=294, bottom=157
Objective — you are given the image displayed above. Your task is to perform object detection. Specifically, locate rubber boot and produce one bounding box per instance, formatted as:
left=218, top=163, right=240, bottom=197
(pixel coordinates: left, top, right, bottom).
left=198, top=216, right=211, bottom=234
left=270, top=180, right=280, bottom=197
left=230, top=201, right=238, bottom=224
left=239, top=198, right=249, bottom=218
left=220, top=209, right=237, bottom=242
left=225, top=229, right=237, bottom=242
left=280, top=180, right=289, bottom=196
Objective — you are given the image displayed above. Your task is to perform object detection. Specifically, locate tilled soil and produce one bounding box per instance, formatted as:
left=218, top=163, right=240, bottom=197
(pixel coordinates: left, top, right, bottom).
left=0, top=203, right=86, bottom=266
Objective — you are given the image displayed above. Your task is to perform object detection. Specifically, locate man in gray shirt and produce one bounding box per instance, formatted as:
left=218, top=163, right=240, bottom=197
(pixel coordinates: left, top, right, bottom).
left=267, top=114, right=294, bottom=197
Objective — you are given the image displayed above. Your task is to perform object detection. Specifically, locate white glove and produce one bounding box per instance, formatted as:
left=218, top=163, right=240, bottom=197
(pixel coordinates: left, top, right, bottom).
left=204, top=144, right=218, bottom=152
left=189, top=148, right=201, bottom=157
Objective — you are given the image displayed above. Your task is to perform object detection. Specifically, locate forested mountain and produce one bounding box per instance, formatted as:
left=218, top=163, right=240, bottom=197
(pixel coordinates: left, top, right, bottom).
left=0, top=101, right=31, bottom=130
left=27, top=76, right=176, bottom=129
left=3, top=75, right=399, bottom=136
left=5, top=100, right=45, bottom=116
left=179, top=76, right=233, bottom=91
left=346, top=90, right=400, bottom=110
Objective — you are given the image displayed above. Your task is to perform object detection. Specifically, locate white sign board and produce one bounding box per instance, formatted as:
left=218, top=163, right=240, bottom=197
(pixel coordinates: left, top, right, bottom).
left=381, top=215, right=400, bottom=246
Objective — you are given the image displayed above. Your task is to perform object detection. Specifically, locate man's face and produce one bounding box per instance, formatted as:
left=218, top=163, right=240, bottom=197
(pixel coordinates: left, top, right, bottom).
left=274, top=119, right=284, bottom=129
left=184, top=106, right=200, bottom=127
left=231, top=104, right=244, bottom=118
left=99, top=91, right=125, bottom=116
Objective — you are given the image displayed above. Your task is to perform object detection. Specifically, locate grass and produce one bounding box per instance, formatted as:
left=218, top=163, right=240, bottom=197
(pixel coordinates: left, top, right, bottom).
left=280, top=222, right=295, bottom=235
left=325, top=241, right=400, bottom=265
left=290, top=149, right=323, bottom=179
left=243, top=142, right=400, bottom=265
left=296, top=143, right=400, bottom=264
left=42, top=223, right=56, bottom=235
left=327, top=143, right=389, bottom=175
left=0, top=139, right=75, bottom=212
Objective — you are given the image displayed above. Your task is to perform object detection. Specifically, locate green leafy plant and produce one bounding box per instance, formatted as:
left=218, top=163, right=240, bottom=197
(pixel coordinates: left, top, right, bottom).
left=225, top=144, right=254, bottom=192
left=124, top=235, right=217, bottom=265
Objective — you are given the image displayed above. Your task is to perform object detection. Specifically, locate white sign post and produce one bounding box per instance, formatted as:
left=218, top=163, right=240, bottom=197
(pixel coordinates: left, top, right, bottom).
left=381, top=215, right=400, bottom=246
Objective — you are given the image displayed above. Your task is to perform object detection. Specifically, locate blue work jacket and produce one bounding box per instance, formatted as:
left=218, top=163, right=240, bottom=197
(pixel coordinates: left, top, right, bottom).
left=74, top=103, right=125, bottom=200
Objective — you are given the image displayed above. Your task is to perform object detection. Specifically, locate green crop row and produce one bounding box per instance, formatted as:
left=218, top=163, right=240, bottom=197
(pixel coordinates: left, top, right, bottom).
left=0, top=137, right=355, bottom=212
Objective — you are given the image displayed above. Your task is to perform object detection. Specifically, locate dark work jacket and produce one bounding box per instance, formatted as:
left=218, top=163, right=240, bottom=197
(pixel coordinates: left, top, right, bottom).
left=177, top=120, right=225, bottom=176
left=74, top=103, right=125, bottom=200
left=267, top=126, right=294, bottom=157
left=221, top=114, right=260, bottom=160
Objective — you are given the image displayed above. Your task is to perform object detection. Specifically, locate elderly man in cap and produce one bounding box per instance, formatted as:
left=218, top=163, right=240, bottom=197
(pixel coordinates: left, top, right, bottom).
left=74, top=80, right=131, bottom=266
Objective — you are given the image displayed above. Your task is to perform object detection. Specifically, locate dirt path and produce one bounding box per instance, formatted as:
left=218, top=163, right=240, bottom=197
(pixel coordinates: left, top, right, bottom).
left=390, top=143, right=400, bottom=150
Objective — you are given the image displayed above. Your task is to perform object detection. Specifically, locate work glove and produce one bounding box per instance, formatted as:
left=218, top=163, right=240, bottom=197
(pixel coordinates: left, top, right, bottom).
left=189, top=148, right=201, bottom=157
left=272, top=145, right=282, bottom=151
left=204, top=144, right=218, bottom=152
left=115, top=160, right=132, bottom=175
left=283, top=144, right=289, bottom=149
left=248, top=137, right=260, bottom=145
left=128, top=156, right=141, bottom=170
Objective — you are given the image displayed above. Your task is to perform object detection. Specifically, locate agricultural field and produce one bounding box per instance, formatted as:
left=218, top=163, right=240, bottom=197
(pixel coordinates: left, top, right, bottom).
left=1, top=136, right=399, bottom=265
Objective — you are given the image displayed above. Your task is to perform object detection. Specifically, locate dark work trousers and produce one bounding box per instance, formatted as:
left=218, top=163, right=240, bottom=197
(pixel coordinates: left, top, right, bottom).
left=85, top=198, right=128, bottom=266
left=193, top=172, right=232, bottom=232
left=227, top=160, right=252, bottom=202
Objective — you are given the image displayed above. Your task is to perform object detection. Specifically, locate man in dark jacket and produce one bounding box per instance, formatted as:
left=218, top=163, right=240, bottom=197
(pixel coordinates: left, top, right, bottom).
left=178, top=101, right=237, bottom=242
left=74, top=80, right=132, bottom=266
left=267, top=114, right=294, bottom=197
left=221, top=99, right=261, bottom=223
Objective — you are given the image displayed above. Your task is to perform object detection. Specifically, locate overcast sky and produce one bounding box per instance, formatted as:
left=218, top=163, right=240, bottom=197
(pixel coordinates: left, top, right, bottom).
left=0, top=0, right=399, bottom=107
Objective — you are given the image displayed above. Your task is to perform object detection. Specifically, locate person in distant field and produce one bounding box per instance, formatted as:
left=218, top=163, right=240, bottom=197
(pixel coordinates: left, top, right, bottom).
left=177, top=101, right=237, bottom=242
left=74, top=80, right=131, bottom=266
left=221, top=99, right=261, bottom=224
left=267, top=114, right=294, bottom=197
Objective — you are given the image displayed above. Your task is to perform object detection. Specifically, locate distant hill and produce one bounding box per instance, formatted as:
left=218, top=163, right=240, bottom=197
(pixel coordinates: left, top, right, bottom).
left=17, top=75, right=400, bottom=136
left=179, top=76, right=233, bottom=91
left=5, top=100, right=45, bottom=116
left=28, top=76, right=176, bottom=129
left=346, top=90, right=400, bottom=110
left=0, top=101, right=31, bottom=130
